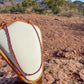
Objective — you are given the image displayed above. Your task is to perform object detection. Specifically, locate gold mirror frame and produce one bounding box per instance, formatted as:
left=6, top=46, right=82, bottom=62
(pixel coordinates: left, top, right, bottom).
left=0, top=17, right=43, bottom=84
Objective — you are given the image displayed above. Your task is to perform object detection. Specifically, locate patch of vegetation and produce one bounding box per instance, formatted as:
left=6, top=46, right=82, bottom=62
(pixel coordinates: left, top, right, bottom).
left=43, top=0, right=84, bottom=17
left=10, top=3, right=25, bottom=13
left=0, top=0, right=84, bottom=17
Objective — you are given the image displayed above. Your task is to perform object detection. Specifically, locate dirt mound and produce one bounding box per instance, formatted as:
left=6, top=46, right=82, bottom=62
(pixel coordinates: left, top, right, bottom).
left=0, top=14, right=84, bottom=84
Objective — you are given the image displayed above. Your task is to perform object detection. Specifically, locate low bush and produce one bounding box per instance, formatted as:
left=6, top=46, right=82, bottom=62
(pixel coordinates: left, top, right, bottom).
left=0, top=0, right=84, bottom=17
left=34, top=8, right=45, bottom=14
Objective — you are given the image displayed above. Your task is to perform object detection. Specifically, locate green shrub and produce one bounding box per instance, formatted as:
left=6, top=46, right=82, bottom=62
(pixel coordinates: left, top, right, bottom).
left=34, top=8, right=45, bottom=14
left=44, top=0, right=66, bottom=14
left=10, top=3, right=25, bottom=13
left=52, top=6, right=60, bottom=14
left=0, top=0, right=84, bottom=17
left=22, top=0, right=29, bottom=7
left=1, top=6, right=11, bottom=13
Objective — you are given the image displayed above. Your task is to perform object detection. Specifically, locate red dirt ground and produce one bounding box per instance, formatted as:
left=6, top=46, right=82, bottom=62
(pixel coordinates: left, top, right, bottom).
left=0, top=14, right=84, bottom=84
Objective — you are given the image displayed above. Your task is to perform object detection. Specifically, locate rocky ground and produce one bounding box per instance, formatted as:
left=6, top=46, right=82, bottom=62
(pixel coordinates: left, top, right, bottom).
left=0, top=14, right=84, bottom=84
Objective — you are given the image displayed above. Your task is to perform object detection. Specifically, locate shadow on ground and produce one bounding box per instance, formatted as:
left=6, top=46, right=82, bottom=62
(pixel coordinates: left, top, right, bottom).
left=0, top=76, right=27, bottom=84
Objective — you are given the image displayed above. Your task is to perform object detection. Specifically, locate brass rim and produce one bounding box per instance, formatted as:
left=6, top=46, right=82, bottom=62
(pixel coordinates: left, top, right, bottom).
left=0, top=18, right=43, bottom=83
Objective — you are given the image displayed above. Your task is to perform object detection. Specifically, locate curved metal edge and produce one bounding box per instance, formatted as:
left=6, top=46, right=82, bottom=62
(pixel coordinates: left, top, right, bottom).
left=0, top=49, right=43, bottom=84
left=0, top=18, right=43, bottom=84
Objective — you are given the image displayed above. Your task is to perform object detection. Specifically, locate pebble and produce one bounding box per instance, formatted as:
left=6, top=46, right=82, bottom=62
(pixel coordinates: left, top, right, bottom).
left=79, top=58, right=84, bottom=65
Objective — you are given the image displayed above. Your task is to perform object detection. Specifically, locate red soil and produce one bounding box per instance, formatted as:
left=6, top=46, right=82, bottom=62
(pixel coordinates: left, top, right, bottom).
left=0, top=14, right=84, bottom=84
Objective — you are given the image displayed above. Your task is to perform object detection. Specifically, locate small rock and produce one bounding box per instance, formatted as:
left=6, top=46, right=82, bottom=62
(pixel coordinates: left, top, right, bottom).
left=73, top=72, right=80, bottom=80
left=79, top=69, right=84, bottom=80
left=54, top=18, right=60, bottom=21
left=53, top=49, right=75, bottom=58
left=52, top=79, right=60, bottom=84
left=2, top=64, right=7, bottom=67
left=46, top=59, right=51, bottom=63
left=44, top=63, right=49, bottom=71
left=81, top=52, right=84, bottom=56
left=63, top=47, right=74, bottom=52
left=0, top=72, right=5, bottom=77
left=11, top=72, right=16, bottom=77
left=46, top=74, right=54, bottom=83
left=79, top=58, right=84, bottom=65
left=53, top=50, right=65, bottom=58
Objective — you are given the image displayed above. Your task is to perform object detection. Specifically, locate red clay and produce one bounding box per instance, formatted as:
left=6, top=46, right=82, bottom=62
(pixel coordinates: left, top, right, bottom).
left=0, top=14, right=84, bottom=84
